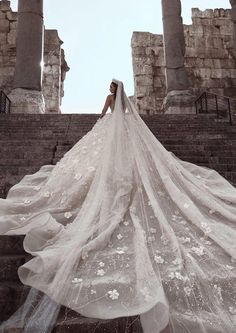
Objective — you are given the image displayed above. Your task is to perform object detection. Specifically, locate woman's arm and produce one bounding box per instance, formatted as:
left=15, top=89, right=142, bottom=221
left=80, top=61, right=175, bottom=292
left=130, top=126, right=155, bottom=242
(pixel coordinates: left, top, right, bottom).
left=100, top=95, right=111, bottom=118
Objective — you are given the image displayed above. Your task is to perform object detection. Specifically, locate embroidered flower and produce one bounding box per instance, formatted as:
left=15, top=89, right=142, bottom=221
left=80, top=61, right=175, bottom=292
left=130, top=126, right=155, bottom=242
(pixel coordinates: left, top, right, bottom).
left=196, top=175, right=201, bottom=179
left=33, top=186, right=41, bottom=191
left=74, top=173, right=82, bottom=180
left=150, top=228, right=157, bottom=234
left=90, top=289, right=97, bottom=295
left=200, top=237, right=212, bottom=245
left=116, top=247, right=127, bottom=254
left=209, top=209, right=215, bottom=214
left=179, top=220, right=187, bottom=225
left=229, top=306, right=236, bottom=314
left=191, top=246, right=205, bottom=256
left=72, top=277, right=83, bottom=284
left=98, top=262, right=105, bottom=267
left=213, top=285, right=223, bottom=302
left=23, top=199, right=31, bottom=205
left=172, top=258, right=182, bottom=265
left=201, top=222, right=211, bottom=234
left=169, top=272, right=188, bottom=281
left=157, top=191, right=165, bottom=197
left=97, top=269, right=105, bottom=276
left=154, top=255, right=164, bottom=264
left=178, top=237, right=191, bottom=244
left=64, top=212, right=72, bottom=219
left=174, top=210, right=180, bottom=215
left=81, top=251, right=88, bottom=260
left=117, top=234, right=123, bottom=240
left=169, top=272, right=176, bottom=280
left=184, top=287, right=191, bottom=296
left=161, top=234, right=169, bottom=245
left=147, top=201, right=152, bottom=206
left=175, top=272, right=184, bottom=280
left=123, top=220, right=129, bottom=226
left=226, top=265, right=234, bottom=270
left=141, top=287, right=152, bottom=302
left=107, top=289, right=119, bottom=300
left=42, top=191, right=51, bottom=198
left=20, top=216, right=27, bottom=221
left=183, top=203, right=189, bottom=209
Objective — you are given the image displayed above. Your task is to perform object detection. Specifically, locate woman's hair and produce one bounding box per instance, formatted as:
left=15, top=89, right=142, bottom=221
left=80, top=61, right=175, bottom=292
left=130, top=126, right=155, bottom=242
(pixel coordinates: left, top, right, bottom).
left=111, top=81, right=118, bottom=99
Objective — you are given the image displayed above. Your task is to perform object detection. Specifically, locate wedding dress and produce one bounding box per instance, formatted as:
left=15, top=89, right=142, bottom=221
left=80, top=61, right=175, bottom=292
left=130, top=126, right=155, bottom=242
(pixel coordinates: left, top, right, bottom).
left=0, top=79, right=236, bottom=333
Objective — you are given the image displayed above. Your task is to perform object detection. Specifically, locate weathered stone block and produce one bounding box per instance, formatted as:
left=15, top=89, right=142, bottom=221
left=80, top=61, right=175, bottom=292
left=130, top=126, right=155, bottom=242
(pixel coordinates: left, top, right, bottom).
left=6, top=10, right=17, bottom=22
left=203, top=59, right=214, bottom=68
left=7, top=29, right=16, bottom=44
left=0, top=31, right=6, bottom=44
left=133, top=62, right=153, bottom=75
left=188, top=21, right=204, bottom=35
left=132, top=7, right=236, bottom=114
left=131, top=32, right=153, bottom=48
left=220, top=24, right=234, bottom=35
left=0, top=18, right=9, bottom=32
left=154, top=77, right=164, bottom=88
left=132, top=46, right=146, bottom=57
left=135, top=75, right=153, bottom=87
left=0, top=1, right=10, bottom=12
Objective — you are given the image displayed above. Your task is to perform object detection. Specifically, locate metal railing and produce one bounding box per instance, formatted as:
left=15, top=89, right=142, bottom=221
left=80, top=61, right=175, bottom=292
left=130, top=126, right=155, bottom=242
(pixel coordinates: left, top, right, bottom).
left=0, top=91, right=11, bottom=114
left=195, top=91, right=236, bottom=125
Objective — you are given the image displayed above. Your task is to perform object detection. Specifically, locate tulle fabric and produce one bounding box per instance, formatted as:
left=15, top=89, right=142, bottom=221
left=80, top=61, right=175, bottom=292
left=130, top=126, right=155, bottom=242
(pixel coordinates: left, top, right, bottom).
left=0, top=79, right=236, bottom=333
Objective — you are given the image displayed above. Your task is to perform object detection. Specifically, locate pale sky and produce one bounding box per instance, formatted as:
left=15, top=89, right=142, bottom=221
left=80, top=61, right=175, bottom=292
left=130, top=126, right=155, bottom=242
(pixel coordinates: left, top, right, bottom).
left=11, top=0, right=230, bottom=114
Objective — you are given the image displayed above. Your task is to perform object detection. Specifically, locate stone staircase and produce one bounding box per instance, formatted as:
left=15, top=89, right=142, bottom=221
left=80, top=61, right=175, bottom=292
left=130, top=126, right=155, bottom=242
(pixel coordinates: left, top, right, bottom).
left=0, top=112, right=236, bottom=332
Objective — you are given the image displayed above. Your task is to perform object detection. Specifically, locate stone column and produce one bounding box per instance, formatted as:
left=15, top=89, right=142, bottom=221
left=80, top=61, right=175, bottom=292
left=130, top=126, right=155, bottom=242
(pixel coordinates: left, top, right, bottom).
left=230, top=0, right=236, bottom=49
left=9, top=0, right=45, bottom=113
left=161, top=0, right=195, bottom=114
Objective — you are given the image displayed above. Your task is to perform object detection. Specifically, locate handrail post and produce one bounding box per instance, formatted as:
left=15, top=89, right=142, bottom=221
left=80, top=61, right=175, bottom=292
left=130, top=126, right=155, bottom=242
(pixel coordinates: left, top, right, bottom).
left=215, top=95, right=219, bottom=119
left=205, top=92, right=208, bottom=113
left=0, top=90, right=11, bottom=114
left=228, top=98, right=233, bottom=125
left=0, top=91, right=2, bottom=113
left=200, top=96, right=203, bottom=113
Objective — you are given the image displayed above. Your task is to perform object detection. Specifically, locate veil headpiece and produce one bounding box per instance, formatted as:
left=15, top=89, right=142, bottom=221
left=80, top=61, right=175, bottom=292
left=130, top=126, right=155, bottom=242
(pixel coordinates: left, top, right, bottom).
left=111, top=78, right=126, bottom=112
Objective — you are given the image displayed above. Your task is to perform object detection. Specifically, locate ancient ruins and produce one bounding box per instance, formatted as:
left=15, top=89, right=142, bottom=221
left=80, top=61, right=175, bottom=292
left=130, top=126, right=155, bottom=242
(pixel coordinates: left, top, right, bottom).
left=0, top=0, right=235, bottom=115
left=132, top=1, right=236, bottom=115
left=0, top=0, right=69, bottom=114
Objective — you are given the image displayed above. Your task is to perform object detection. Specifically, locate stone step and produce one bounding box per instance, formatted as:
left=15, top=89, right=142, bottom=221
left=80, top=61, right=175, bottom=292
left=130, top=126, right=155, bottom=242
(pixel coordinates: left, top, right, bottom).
left=0, top=254, right=29, bottom=282
left=0, top=281, right=140, bottom=331
left=0, top=235, right=25, bottom=255
left=0, top=282, right=29, bottom=322
left=0, top=140, right=58, bottom=147
left=0, top=292, right=139, bottom=333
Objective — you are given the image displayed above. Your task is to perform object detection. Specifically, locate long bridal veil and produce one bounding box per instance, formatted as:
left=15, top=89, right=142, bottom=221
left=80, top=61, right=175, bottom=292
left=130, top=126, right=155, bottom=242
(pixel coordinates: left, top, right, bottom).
left=0, top=79, right=236, bottom=333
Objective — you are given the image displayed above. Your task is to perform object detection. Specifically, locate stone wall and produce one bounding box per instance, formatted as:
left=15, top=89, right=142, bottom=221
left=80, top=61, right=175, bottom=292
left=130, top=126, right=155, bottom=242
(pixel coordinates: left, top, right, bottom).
left=0, top=1, right=69, bottom=114
left=132, top=8, right=236, bottom=115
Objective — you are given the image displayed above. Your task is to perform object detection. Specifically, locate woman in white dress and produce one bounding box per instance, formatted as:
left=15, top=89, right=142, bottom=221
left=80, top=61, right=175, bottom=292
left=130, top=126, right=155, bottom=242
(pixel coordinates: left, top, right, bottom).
left=0, top=79, right=236, bottom=333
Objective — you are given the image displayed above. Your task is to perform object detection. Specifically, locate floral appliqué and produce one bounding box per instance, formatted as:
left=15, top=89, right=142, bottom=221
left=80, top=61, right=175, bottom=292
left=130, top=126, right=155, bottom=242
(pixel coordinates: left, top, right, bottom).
left=107, top=289, right=119, bottom=300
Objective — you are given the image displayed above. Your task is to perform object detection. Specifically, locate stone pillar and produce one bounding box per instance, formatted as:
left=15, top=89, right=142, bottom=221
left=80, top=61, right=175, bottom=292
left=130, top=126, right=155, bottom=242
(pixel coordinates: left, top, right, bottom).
left=230, top=0, right=236, bottom=49
left=9, top=0, right=45, bottom=113
left=161, top=0, right=195, bottom=114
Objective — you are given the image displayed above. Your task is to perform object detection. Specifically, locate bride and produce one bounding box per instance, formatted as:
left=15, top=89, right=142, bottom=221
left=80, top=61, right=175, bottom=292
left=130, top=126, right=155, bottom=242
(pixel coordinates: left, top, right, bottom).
left=0, top=79, right=236, bottom=333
